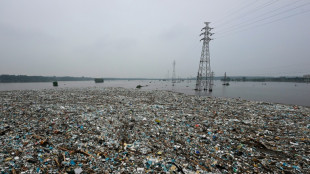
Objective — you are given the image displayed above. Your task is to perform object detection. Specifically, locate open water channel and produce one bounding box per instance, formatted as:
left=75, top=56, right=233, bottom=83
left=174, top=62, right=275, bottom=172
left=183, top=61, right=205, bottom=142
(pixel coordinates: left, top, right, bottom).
left=0, top=80, right=309, bottom=107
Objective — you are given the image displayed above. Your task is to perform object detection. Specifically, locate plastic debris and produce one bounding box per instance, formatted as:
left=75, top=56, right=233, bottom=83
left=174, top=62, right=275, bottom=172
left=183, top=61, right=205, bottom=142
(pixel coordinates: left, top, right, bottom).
left=74, top=167, right=83, bottom=174
left=0, top=87, right=309, bottom=173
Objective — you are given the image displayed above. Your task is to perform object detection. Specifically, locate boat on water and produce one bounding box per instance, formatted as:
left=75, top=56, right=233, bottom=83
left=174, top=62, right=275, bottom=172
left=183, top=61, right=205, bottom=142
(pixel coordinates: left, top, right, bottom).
left=94, top=78, right=104, bottom=83
left=53, top=81, right=58, bottom=87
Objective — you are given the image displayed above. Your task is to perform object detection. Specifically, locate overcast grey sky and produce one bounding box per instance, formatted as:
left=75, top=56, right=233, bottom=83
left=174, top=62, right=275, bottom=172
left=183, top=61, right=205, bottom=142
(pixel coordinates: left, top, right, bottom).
left=0, top=0, right=309, bottom=78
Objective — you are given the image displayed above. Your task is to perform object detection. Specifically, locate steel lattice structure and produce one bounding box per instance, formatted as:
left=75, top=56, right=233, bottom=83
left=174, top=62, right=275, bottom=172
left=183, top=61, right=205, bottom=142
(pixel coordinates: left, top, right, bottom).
left=195, top=22, right=214, bottom=91
left=172, top=60, right=176, bottom=83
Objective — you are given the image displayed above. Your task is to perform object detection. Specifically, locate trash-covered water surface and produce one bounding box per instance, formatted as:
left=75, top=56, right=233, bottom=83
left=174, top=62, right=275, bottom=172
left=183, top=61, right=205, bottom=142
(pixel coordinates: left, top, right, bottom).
left=0, top=87, right=309, bottom=173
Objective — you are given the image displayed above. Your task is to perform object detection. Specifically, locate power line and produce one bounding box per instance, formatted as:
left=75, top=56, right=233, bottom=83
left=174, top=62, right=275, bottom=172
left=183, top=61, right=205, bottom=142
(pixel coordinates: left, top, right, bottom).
left=213, top=0, right=253, bottom=24
left=215, top=9, right=310, bottom=39
left=215, top=3, right=310, bottom=38
left=216, top=0, right=306, bottom=34
left=216, top=0, right=280, bottom=29
left=213, top=0, right=259, bottom=26
left=217, top=1, right=310, bottom=36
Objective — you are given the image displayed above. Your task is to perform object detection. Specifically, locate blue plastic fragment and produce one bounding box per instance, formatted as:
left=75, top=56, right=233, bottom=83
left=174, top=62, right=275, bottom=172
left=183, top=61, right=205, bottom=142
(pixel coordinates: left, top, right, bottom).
left=70, top=160, right=76, bottom=166
left=212, top=135, right=217, bottom=141
left=292, top=165, right=299, bottom=170
left=146, top=163, right=150, bottom=169
left=167, top=163, right=172, bottom=169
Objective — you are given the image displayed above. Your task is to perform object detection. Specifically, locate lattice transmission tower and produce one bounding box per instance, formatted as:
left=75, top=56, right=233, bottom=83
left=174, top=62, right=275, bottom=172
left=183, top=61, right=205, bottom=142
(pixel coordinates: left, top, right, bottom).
left=172, top=60, right=176, bottom=83
left=195, top=22, right=214, bottom=91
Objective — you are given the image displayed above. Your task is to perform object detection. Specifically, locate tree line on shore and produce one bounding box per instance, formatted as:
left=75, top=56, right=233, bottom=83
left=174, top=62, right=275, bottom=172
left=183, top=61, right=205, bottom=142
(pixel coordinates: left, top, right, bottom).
left=222, top=76, right=310, bottom=83
left=0, top=75, right=92, bottom=82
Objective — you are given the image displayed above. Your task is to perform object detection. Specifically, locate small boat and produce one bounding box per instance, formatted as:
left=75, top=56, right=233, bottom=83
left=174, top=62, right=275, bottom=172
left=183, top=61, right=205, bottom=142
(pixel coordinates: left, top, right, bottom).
left=94, top=78, right=104, bottom=83
left=53, top=81, right=58, bottom=87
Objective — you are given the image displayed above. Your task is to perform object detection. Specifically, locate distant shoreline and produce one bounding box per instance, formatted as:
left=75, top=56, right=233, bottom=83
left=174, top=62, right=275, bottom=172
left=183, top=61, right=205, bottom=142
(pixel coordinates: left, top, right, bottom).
left=0, top=75, right=152, bottom=83
left=0, top=75, right=93, bottom=83
left=1, top=74, right=309, bottom=83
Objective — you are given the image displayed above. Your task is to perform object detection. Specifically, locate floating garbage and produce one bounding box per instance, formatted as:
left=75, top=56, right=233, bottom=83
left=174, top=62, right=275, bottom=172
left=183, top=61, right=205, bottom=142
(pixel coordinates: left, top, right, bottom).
left=0, top=87, right=309, bottom=173
left=136, top=85, right=143, bottom=89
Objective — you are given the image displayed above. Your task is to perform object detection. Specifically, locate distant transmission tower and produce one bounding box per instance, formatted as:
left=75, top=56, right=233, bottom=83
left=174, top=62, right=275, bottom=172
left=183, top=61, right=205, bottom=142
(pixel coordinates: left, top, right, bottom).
left=195, top=22, right=214, bottom=91
left=210, top=71, right=214, bottom=90
left=172, top=60, right=176, bottom=83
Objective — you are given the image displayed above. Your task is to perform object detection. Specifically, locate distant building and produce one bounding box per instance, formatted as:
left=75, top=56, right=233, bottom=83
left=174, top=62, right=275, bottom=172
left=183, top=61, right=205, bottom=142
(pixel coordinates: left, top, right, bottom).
left=304, top=74, right=310, bottom=83
left=303, top=74, right=310, bottom=78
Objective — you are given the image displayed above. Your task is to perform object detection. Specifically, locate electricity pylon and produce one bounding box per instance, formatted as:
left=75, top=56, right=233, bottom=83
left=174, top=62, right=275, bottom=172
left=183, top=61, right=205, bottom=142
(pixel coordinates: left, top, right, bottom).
left=195, top=22, right=214, bottom=91
left=172, top=60, right=176, bottom=83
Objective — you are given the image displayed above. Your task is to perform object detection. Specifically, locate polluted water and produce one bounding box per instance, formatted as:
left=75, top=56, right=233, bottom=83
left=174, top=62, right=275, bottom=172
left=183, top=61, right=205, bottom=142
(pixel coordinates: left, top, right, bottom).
left=0, top=87, right=309, bottom=173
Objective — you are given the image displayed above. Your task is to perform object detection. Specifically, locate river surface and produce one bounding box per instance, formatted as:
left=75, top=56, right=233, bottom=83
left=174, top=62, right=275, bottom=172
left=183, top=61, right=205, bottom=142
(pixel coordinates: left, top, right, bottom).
left=0, top=80, right=309, bottom=107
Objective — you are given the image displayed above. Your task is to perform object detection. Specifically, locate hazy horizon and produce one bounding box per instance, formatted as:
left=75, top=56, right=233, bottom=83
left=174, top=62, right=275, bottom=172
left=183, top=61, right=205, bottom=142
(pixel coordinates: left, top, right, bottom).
left=1, top=0, right=309, bottom=78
